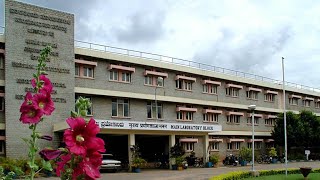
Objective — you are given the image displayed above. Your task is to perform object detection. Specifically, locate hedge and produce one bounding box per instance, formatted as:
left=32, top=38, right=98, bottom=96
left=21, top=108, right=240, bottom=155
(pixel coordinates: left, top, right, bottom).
left=210, top=168, right=320, bottom=180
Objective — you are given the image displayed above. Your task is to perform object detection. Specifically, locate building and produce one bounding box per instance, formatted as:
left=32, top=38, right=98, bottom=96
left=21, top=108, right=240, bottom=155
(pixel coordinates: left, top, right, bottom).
left=1, top=0, right=320, bottom=167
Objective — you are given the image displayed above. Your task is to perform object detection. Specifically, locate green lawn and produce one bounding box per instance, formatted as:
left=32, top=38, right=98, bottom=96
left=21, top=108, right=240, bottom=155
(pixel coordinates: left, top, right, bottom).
left=244, top=173, right=320, bottom=180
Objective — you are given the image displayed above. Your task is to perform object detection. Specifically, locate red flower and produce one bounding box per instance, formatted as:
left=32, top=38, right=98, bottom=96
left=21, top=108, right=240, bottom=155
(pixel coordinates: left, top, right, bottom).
left=39, top=148, right=62, bottom=161
left=64, top=118, right=105, bottom=156
left=19, top=105, right=43, bottom=124
left=78, top=151, right=102, bottom=180
left=33, top=93, right=55, bottom=115
left=31, top=75, right=53, bottom=94
left=20, top=92, right=33, bottom=110
left=56, top=154, right=72, bottom=177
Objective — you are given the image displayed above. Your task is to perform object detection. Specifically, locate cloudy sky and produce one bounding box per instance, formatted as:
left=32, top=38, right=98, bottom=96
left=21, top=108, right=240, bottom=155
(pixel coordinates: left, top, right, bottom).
left=0, top=0, right=320, bottom=89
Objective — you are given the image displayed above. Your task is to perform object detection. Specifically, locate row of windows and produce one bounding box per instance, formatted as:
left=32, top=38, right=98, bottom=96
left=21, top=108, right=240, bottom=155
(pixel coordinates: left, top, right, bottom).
left=74, top=63, right=320, bottom=106
left=289, top=98, right=320, bottom=108
left=75, top=96, right=276, bottom=126
left=185, top=141, right=273, bottom=152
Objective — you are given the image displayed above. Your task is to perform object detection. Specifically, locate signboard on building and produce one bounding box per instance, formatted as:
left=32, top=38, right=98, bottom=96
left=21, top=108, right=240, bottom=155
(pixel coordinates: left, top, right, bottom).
left=96, top=120, right=222, bottom=132
left=5, top=0, right=74, bottom=157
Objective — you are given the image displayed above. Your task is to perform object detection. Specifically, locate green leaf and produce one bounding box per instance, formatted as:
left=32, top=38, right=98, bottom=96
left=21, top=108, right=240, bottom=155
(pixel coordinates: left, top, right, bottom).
left=71, top=111, right=78, bottom=118
left=41, top=159, right=53, bottom=171
left=27, top=161, right=39, bottom=171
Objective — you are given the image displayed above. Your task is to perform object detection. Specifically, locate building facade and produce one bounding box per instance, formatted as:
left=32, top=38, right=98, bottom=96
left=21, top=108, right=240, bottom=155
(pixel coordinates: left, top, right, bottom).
left=1, top=0, right=320, bottom=167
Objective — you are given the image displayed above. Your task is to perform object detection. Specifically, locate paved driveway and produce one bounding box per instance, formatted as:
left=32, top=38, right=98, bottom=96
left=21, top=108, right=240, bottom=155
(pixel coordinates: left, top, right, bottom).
left=102, top=161, right=320, bottom=180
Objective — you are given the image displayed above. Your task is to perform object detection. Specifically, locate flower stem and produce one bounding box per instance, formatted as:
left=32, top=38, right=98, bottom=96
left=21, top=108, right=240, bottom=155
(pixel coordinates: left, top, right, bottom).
left=30, top=124, right=38, bottom=180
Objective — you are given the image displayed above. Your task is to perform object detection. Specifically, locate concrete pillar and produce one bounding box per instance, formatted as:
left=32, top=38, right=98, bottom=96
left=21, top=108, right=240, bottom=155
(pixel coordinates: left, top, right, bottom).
left=203, top=134, right=209, bottom=163
left=168, top=134, right=175, bottom=169
left=128, top=133, right=135, bottom=172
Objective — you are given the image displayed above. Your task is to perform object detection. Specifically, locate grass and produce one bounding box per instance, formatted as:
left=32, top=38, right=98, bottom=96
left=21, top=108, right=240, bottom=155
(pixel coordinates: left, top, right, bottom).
left=243, top=173, right=320, bottom=180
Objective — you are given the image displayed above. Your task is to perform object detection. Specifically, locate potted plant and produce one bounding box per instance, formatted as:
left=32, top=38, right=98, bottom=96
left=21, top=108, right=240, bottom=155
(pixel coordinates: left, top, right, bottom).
left=239, top=147, right=251, bottom=166
left=170, top=143, right=185, bottom=170
left=175, top=156, right=185, bottom=170
left=132, top=157, right=147, bottom=173
left=269, top=147, right=278, bottom=163
left=209, top=154, right=219, bottom=167
left=130, top=145, right=147, bottom=173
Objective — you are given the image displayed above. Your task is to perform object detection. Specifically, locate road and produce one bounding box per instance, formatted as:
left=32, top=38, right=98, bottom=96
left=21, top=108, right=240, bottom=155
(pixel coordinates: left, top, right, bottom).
left=102, top=161, right=320, bottom=180
left=39, top=161, right=320, bottom=180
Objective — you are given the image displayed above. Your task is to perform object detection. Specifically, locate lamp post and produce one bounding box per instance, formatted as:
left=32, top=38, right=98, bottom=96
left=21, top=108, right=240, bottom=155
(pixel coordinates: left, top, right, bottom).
left=248, top=104, right=256, bottom=172
left=155, top=77, right=163, bottom=120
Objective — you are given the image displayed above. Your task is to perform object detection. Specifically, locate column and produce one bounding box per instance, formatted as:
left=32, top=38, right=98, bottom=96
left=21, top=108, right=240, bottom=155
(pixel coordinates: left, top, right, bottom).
left=128, top=133, right=135, bottom=172
left=168, top=134, right=175, bottom=169
left=203, top=134, right=209, bottom=163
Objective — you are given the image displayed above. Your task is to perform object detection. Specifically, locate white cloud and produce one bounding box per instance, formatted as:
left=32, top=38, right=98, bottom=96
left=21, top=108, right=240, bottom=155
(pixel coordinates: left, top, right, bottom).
left=2, top=0, right=320, bottom=88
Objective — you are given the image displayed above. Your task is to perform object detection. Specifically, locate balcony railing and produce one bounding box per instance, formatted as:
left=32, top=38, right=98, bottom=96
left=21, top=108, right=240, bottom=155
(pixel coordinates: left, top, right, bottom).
left=0, top=26, right=319, bottom=93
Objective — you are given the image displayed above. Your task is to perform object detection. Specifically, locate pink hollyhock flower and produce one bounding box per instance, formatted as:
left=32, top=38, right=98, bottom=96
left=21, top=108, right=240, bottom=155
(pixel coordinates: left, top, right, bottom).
left=31, top=75, right=53, bottom=94
left=33, top=93, right=55, bottom=115
left=20, top=92, right=33, bottom=110
left=19, top=105, right=43, bottom=124
left=64, top=118, right=105, bottom=156
left=78, top=151, right=102, bottom=180
left=56, top=154, right=72, bottom=177
left=39, top=148, right=62, bottom=161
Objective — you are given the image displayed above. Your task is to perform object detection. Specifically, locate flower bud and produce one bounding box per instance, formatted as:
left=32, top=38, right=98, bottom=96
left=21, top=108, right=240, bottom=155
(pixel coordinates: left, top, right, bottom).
left=39, top=149, right=62, bottom=161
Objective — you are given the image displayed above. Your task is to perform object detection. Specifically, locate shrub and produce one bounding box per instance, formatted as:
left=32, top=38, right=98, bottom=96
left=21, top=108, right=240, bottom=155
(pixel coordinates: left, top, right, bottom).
left=209, top=154, right=219, bottom=165
left=268, top=147, right=277, bottom=157
left=239, top=147, right=251, bottom=161
left=210, top=168, right=320, bottom=180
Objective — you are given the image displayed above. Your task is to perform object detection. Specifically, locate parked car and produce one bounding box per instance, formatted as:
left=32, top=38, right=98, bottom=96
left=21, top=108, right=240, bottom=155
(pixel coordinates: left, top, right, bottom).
left=101, top=154, right=122, bottom=172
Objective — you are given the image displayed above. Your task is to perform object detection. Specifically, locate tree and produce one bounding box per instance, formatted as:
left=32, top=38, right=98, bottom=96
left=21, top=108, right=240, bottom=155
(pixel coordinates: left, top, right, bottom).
left=272, top=110, right=320, bottom=148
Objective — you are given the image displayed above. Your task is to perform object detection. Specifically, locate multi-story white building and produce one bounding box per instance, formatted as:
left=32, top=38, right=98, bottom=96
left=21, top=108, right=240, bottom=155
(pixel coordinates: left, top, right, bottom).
left=1, top=0, right=320, bottom=167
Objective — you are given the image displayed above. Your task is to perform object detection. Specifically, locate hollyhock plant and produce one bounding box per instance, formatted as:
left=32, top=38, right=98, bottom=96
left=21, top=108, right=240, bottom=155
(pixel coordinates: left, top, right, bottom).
left=54, top=97, right=105, bottom=180
left=18, top=46, right=55, bottom=180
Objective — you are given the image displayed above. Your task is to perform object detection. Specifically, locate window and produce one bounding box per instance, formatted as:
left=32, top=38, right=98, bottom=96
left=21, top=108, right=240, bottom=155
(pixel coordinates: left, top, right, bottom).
left=227, top=115, right=240, bottom=124
left=0, top=141, right=4, bottom=154
left=83, top=66, right=94, bottom=78
left=75, top=65, right=80, bottom=76
left=228, top=142, right=241, bottom=150
left=0, top=97, right=4, bottom=111
left=144, top=76, right=164, bottom=87
left=289, top=98, right=299, bottom=105
left=247, top=91, right=258, bottom=100
left=144, top=76, right=153, bottom=85
left=303, top=100, right=311, bottom=107
left=203, top=84, right=217, bottom=94
left=266, top=143, right=274, bottom=149
left=75, top=95, right=92, bottom=116
left=122, top=72, right=131, bottom=82
left=226, top=88, right=239, bottom=97
left=183, top=142, right=194, bottom=152
left=109, top=70, right=118, bottom=81
left=265, top=119, right=275, bottom=126
left=147, top=102, right=162, bottom=119
left=176, top=79, right=193, bottom=91
left=0, top=55, right=4, bottom=69
left=247, top=143, right=252, bottom=149
left=109, top=68, right=133, bottom=83
left=315, top=102, right=320, bottom=108
left=176, top=111, right=194, bottom=121
left=203, top=113, right=219, bottom=122
left=247, top=117, right=259, bottom=125
left=264, top=94, right=275, bottom=102
left=112, top=98, right=130, bottom=117
left=255, top=142, right=262, bottom=149
left=210, top=142, right=219, bottom=151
